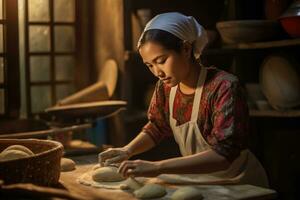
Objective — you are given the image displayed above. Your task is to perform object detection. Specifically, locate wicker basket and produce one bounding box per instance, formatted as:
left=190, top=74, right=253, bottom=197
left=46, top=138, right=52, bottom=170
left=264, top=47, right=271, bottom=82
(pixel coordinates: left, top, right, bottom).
left=0, top=139, right=64, bottom=186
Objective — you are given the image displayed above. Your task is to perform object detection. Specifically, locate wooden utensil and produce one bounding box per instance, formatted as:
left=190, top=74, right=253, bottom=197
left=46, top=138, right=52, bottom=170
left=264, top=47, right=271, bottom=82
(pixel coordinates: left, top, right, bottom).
left=45, top=100, right=127, bottom=119
left=0, top=181, right=85, bottom=200
left=57, top=81, right=109, bottom=106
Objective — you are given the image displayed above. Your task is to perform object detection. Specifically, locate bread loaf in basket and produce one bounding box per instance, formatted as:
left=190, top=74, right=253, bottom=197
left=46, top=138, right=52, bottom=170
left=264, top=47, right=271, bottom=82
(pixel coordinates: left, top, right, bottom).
left=0, top=139, right=63, bottom=186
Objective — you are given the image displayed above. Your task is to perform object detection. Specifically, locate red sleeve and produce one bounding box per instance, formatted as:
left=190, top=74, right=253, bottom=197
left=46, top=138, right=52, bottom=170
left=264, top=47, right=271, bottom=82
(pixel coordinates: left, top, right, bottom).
left=210, top=79, right=249, bottom=162
left=142, top=81, right=173, bottom=144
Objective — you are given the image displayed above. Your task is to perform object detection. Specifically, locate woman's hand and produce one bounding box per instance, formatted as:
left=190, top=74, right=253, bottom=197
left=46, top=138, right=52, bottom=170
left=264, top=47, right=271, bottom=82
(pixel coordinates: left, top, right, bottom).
left=118, top=159, right=161, bottom=178
left=98, top=132, right=156, bottom=167
left=98, top=147, right=131, bottom=166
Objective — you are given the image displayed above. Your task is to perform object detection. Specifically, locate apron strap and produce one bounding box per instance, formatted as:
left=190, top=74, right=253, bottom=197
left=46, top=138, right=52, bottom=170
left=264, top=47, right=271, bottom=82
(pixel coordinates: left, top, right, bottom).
left=169, top=85, right=178, bottom=126
left=169, top=66, right=207, bottom=124
left=190, top=67, right=207, bottom=122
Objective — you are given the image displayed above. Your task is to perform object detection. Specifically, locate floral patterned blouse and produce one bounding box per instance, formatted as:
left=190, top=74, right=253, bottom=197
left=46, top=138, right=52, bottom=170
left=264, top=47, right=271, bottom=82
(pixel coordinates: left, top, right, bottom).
left=142, top=67, right=249, bottom=162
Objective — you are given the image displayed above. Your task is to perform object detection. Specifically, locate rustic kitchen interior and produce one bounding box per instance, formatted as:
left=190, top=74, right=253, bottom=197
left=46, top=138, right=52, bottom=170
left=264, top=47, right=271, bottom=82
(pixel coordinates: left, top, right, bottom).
left=0, top=0, right=299, bottom=199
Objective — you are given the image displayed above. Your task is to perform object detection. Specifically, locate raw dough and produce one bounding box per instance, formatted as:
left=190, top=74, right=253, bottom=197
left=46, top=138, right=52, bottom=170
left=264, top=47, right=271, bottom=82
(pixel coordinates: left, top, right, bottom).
left=61, top=157, right=76, bottom=172
left=92, top=164, right=101, bottom=171
left=2, top=145, right=34, bottom=156
left=77, top=167, right=146, bottom=190
left=92, top=166, right=125, bottom=182
left=171, top=186, right=204, bottom=200
left=120, top=177, right=143, bottom=190
left=119, top=183, right=130, bottom=190
left=134, top=183, right=167, bottom=199
left=0, top=149, right=30, bottom=161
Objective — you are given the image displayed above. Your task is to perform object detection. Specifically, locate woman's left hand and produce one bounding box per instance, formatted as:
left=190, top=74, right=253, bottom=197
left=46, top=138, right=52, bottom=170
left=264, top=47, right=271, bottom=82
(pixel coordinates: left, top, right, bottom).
left=118, top=159, right=161, bottom=178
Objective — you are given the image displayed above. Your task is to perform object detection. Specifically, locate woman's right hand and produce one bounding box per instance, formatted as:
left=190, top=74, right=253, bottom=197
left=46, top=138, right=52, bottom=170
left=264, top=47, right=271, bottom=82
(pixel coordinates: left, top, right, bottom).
left=98, top=147, right=131, bottom=166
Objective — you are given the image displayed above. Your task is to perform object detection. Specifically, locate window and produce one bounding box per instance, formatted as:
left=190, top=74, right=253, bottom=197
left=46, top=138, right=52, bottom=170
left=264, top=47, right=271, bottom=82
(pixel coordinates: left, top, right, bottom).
left=24, top=0, right=77, bottom=115
left=0, top=0, right=92, bottom=118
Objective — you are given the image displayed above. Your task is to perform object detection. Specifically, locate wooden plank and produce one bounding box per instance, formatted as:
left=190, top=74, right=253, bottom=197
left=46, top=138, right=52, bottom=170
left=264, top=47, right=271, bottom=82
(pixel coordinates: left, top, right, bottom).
left=58, top=154, right=277, bottom=200
left=223, top=38, right=300, bottom=50
left=6, top=0, right=21, bottom=118
left=0, top=123, right=92, bottom=139
left=0, top=183, right=85, bottom=200
left=59, top=156, right=134, bottom=200
left=250, top=109, right=300, bottom=117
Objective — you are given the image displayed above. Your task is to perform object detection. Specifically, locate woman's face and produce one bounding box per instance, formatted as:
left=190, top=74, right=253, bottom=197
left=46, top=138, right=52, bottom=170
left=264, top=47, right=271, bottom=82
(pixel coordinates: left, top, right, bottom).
left=139, top=41, right=191, bottom=87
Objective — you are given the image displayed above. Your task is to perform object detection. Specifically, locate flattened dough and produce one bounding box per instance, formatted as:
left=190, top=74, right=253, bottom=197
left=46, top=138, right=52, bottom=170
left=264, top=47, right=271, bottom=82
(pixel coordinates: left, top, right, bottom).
left=2, top=145, right=34, bottom=156
left=61, top=157, right=76, bottom=172
left=134, top=183, right=167, bottom=199
left=92, top=166, right=125, bottom=182
left=0, top=149, right=30, bottom=161
left=171, top=186, right=204, bottom=200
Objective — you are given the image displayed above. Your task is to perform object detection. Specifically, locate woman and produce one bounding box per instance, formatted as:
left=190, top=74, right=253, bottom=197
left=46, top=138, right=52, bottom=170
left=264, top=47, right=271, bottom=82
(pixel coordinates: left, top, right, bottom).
left=99, top=12, right=269, bottom=187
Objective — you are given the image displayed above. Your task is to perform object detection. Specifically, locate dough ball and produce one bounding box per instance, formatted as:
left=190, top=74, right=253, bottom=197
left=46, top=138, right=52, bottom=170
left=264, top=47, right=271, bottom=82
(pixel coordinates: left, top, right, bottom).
left=92, top=164, right=101, bottom=171
left=61, top=158, right=76, bottom=172
left=2, top=145, right=34, bottom=156
left=171, top=186, right=204, bottom=200
left=92, top=166, right=125, bottom=182
left=120, top=183, right=130, bottom=190
left=0, top=149, right=30, bottom=161
left=134, top=183, right=167, bottom=199
left=120, top=177, right=143, bottom=191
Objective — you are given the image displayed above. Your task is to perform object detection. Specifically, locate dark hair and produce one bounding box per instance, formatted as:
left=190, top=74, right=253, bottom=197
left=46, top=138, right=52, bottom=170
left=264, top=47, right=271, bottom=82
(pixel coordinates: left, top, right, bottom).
left=138, top=29, right=197, bottom=62
left=138, top=29, right=183, bottom=54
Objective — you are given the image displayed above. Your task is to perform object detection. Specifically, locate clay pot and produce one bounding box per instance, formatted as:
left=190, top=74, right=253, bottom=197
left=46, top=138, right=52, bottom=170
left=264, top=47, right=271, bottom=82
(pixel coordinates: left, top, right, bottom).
left=264, top=0, right=290, bottom=20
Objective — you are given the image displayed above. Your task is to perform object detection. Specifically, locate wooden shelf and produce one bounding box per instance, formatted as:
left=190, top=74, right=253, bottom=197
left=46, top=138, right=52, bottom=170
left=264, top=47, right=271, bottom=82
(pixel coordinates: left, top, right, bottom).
left=124, top=109, right=300, bottom=119
left=203, top=38, right=300, bottom=56
left=130, top=38, right=300, bottom=57
left=222, top=38, right=300, bottom=50
left=250, top=109, right=300, bottom=118
left=203, top=48, right=235, bottom=55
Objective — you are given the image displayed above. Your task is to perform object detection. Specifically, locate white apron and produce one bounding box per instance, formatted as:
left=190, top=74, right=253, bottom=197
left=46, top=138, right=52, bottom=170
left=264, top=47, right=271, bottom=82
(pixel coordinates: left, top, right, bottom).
left=157, top=67, right=269, bottom=188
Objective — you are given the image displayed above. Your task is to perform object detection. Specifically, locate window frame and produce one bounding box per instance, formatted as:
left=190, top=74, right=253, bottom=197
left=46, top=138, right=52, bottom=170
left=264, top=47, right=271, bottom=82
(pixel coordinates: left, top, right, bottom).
left=0, top=0, right=94, bottom=119
left=24, top=0, right=79, bottom=116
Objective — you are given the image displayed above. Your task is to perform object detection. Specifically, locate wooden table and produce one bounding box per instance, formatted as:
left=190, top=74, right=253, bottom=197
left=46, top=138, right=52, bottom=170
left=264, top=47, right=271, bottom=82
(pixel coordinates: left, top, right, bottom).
left=59, top=154, right=277, bottom=200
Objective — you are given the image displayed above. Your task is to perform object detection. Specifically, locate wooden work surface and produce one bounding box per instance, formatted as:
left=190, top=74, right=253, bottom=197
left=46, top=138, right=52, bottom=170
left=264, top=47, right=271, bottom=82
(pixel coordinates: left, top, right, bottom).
left=59, top=154, right=277, bottom=200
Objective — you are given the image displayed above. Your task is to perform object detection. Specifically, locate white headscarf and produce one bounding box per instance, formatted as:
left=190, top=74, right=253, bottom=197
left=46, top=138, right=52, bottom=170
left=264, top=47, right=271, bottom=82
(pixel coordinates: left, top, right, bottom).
left=137, top=12, right=208, bottom=60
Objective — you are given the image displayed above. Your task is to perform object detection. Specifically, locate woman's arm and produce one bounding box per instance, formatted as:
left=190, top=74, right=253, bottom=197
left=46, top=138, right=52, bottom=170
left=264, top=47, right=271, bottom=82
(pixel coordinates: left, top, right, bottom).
left=124, top=131, right=156, bottom=157
left=99, top=131, right=156, bottom=165
left=157, top=149, right=231, bottom=174
left=118, top=149, right=231, bottom=177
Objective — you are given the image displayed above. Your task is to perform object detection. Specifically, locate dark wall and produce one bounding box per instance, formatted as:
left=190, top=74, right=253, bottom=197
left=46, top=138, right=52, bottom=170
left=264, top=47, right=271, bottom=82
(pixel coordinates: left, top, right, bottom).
left=132, top=0, right=224, bottom=29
